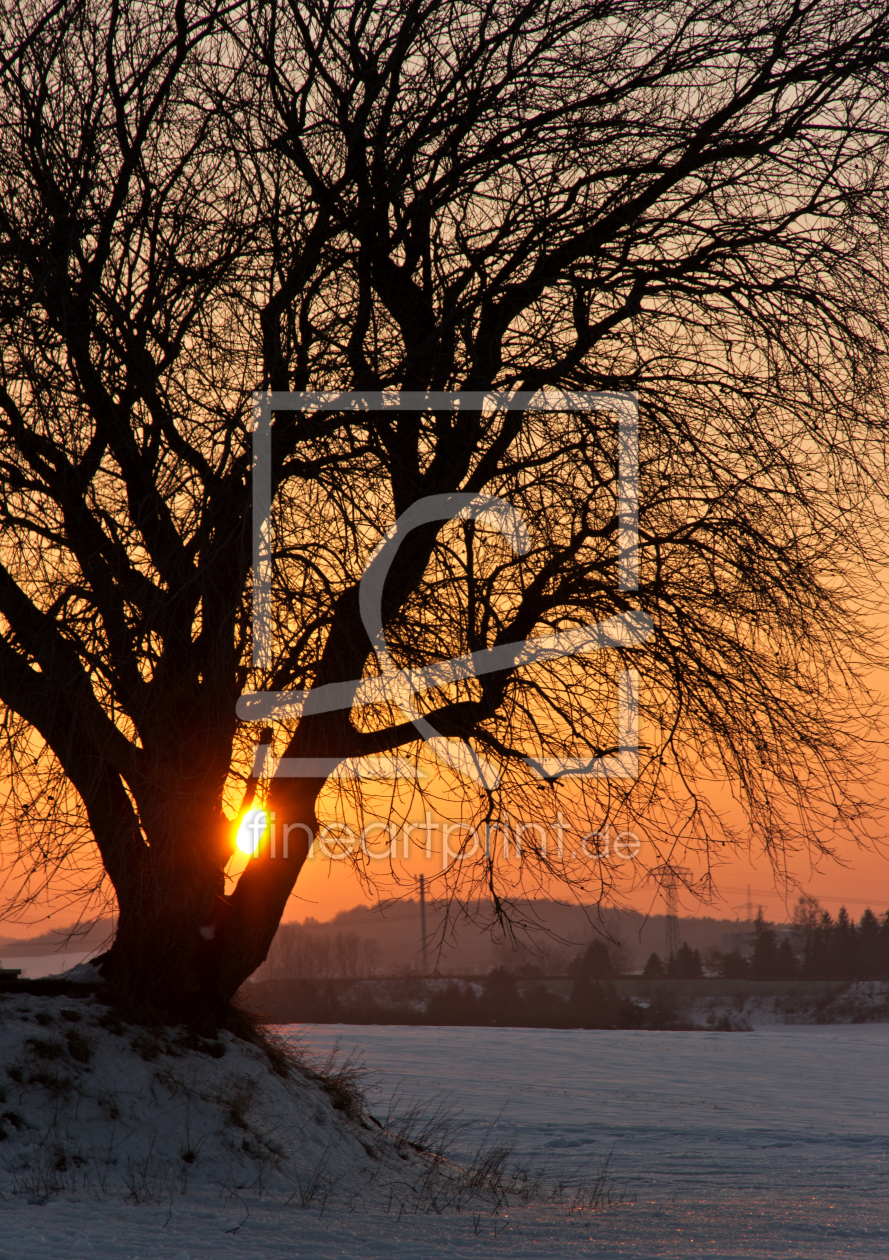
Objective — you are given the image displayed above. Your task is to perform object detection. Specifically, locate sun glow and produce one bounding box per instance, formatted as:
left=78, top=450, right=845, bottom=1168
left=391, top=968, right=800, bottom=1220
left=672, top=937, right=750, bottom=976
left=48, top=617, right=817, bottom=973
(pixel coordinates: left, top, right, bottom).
left=235, top=809, right=268, bottom=856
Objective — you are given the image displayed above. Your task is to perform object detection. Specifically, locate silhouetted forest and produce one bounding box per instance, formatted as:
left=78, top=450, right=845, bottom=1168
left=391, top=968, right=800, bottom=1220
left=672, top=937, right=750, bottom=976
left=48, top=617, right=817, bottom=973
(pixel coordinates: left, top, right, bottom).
left=642, top=903, right=889, bottom=982
left=242, top=901, right=889, bottom=1029
left=246, top=940, right=693, bottom=1030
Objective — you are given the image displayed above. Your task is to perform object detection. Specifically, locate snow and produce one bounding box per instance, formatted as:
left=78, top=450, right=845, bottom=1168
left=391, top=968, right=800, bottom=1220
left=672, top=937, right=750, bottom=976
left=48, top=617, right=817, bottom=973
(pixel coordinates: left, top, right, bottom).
left=0, top=993, right=417, bottom=1257
left=1, top=994, right=888, bottom=1257
left=684, top=980, right=889, bottom=1027
left=295, top=1023, right=889, bottom=1256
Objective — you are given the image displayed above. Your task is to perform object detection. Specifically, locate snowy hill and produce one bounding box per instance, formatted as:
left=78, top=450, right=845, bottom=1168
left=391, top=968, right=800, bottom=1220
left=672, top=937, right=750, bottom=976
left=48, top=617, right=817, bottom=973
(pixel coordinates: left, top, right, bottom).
left=0, top=990, right=404, bottom=1210
left=0, top=992, right=629, bottom=1258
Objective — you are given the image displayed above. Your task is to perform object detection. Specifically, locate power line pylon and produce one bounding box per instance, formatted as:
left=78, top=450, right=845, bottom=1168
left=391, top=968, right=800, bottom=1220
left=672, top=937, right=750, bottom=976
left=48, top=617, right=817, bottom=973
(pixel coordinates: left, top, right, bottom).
left=653, top=864, right=691, bottom=960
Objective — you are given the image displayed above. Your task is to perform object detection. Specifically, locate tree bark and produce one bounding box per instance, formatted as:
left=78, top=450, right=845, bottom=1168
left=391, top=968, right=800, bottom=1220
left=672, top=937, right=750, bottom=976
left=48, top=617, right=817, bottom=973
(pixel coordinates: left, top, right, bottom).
left=94, top=775, right=320, bottom=1026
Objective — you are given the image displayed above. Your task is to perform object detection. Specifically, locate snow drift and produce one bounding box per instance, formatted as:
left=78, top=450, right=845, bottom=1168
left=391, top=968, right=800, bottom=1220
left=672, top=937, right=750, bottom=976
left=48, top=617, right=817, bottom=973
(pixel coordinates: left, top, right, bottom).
left=0, top=989, right=403, bottom=1210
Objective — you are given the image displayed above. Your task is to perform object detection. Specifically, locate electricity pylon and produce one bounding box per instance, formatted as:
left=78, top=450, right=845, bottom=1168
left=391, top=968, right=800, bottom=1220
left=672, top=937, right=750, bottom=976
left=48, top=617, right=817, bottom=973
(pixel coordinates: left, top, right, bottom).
left=653, top=864, right=691, bottom=960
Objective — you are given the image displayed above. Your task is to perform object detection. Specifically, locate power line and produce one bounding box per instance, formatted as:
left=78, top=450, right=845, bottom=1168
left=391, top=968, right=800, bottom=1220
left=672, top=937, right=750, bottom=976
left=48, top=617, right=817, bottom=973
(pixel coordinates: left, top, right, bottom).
left=714, top=886, right=889, bottom=909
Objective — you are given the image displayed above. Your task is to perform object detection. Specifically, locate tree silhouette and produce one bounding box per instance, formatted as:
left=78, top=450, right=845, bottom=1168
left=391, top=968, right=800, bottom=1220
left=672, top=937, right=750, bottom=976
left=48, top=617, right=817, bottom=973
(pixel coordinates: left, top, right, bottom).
left=1, top=0, right=888, bottom=1022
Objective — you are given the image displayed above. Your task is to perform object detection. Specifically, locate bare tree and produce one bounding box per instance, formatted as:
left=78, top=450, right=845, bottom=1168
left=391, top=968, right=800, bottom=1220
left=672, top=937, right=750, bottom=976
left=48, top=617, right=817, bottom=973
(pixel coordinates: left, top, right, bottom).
left=1, top=0, right=888, bottom=1024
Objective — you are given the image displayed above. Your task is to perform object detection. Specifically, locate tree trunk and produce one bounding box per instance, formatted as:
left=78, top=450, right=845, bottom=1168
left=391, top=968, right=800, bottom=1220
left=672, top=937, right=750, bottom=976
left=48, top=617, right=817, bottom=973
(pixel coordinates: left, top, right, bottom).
left=97, top=777, right=320, bottom=1029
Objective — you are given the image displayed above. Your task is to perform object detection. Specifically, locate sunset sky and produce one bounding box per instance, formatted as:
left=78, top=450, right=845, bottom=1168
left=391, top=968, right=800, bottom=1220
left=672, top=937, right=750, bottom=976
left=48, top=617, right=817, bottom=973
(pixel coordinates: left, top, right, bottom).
left=3, top=641, right=888, bottom=941
left=265, top=606, right=889, bottom=926
left=4, top=551, right=889, bottom=940
left=5, top=652, right=889, bottom=939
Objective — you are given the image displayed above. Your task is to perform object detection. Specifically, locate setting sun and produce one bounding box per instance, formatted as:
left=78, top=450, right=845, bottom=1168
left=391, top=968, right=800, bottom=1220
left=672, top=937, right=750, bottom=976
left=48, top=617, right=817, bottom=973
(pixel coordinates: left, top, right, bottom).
left=235, top=809, right=268, bottom=856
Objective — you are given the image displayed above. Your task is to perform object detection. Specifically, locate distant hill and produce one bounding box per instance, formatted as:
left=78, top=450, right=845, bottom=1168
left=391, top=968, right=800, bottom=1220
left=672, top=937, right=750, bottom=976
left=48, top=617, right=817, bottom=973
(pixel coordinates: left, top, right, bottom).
left=0, top=903, right=768, bottom=971
left=0, top=919, right=113, bottom=958
left=255, top=899, right=764, bottom=978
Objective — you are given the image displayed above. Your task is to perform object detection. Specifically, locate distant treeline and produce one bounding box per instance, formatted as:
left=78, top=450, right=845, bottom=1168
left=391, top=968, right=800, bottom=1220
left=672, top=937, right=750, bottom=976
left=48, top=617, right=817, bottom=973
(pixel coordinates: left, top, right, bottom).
left=254, top=900, right=889, bottom=995
left=242, top=920, right=889, bottom=1028
left=247, top=942, right=696, bottom=1030
left=256, top=923, right=382, bottom=980
left=644, top=902, right=889, bottom=982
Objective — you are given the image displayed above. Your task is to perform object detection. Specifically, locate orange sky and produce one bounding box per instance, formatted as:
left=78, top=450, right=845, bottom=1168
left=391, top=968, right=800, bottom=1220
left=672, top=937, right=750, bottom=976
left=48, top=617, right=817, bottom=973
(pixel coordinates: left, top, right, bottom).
left=279, top=808, right=889, bottom=925
left=248, top=741, right=889, bottom=928
left=272, top=633, right=889, bottom=925
left=4, top=612, right=889, bottom=939
left=3, top=771, right=888, bottom=937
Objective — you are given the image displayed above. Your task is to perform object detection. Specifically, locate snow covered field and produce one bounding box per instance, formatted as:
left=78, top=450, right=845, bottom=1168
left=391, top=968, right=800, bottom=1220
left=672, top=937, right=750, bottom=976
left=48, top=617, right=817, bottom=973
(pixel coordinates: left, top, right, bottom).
left=2, top=1011, right=888, bottom=1258
left=295, top=1023, right=889, bottom=1256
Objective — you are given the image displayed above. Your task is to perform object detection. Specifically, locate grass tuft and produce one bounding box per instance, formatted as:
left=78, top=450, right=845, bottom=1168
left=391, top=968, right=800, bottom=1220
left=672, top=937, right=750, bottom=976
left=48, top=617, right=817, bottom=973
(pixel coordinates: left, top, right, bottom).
left=64, top=1029, right=93, bottom=1064
left=130, top=1033, right=161, bottom=1062
left=223, top=1079, right=255, bottom=1130
left=26, top=1037, right=65, bottom=1061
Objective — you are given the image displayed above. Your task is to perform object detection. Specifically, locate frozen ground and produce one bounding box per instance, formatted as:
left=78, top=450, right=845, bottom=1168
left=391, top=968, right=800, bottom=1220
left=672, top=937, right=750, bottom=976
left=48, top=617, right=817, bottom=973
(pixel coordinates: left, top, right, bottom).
left=1, top=1003, right=887, bottom=1258
left=295, top=1022, right=889, bottom=1256
left=685, top=981, right=889, bottom=1028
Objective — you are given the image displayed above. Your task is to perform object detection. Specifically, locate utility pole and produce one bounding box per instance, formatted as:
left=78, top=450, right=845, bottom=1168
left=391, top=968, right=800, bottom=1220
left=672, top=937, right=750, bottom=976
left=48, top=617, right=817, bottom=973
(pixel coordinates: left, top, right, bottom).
left=419, top=873, right=428, bottom=976
left=664, top=881, right=681, bottom=960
